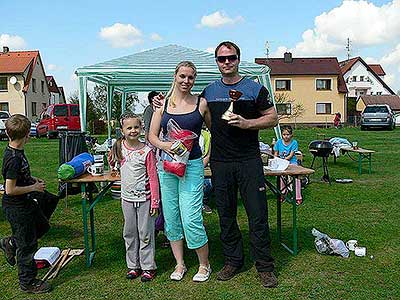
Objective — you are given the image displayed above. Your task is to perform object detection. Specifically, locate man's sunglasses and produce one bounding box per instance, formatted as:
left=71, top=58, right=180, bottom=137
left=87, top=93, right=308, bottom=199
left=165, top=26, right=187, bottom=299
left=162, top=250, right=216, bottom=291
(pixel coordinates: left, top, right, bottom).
left=216, top=55, right=238, bottom=63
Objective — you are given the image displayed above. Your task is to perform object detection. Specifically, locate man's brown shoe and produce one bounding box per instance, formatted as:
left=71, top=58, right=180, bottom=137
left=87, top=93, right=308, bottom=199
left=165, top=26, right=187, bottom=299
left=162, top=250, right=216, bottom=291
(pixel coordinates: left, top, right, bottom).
left=258, top=271, right=278, bottom=288
left=216, top=264, right=240, bottom=281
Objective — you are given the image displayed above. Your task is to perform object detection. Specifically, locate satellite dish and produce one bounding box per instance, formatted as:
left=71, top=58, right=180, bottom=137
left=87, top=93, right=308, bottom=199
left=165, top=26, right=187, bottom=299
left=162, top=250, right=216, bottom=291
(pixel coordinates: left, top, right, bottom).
left=9, top=76, right=17, bottom=85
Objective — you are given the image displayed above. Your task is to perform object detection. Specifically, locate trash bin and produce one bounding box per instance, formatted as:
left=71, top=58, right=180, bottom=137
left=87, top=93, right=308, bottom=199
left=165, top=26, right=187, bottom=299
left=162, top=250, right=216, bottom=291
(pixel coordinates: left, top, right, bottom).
left=59, top=131, right=91, bottom=195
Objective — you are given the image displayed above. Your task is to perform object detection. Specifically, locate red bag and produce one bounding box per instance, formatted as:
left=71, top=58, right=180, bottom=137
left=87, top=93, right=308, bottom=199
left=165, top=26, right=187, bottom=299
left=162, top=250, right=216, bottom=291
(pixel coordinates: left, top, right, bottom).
left=162, top=119, right=197, bottom=177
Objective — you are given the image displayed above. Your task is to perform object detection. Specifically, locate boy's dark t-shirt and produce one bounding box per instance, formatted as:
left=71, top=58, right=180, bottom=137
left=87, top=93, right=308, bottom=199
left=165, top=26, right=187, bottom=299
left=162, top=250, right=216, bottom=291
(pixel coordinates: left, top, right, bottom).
left=2, top=145, right=35, bottom=208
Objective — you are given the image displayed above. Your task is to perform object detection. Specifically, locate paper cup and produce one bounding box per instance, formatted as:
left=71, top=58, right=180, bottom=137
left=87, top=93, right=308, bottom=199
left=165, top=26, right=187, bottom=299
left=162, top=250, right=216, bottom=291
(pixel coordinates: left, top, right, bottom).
left=346, top=239, right=358, bottom=251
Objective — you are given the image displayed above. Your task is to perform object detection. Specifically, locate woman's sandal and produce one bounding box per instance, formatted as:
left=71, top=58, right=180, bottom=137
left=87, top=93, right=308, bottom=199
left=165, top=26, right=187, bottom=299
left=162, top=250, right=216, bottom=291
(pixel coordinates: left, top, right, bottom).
left=170, top=264, right=187, bottom=281
left=192, top=264, right=212, bottom=282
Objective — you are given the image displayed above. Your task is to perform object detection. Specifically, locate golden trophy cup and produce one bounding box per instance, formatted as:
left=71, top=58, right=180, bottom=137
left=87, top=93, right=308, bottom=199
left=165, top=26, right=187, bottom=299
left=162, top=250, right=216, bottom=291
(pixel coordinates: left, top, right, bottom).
left=222, top=89, right=243, bottom=120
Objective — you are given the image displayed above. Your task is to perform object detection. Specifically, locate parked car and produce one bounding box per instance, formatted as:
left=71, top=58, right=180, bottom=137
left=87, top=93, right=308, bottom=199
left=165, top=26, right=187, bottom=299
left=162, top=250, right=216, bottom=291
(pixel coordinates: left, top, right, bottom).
left=36, top=104, right=81, bottom=138
left=360, top=104, right=395, bottom=130
left=30, top=122, right=38, bottom=137
left=395, top=113, right=400, bottom=127
left=0, top=111, right=11, bottom=139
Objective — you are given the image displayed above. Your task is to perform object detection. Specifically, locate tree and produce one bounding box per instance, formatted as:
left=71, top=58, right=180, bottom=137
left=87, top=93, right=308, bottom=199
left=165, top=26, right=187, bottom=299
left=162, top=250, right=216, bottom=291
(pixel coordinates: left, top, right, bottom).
left=274, top=92, right=305, bottom=122
left=90, top=85, right=140, bottom=120
left=68, top=90, right=79, bottom=104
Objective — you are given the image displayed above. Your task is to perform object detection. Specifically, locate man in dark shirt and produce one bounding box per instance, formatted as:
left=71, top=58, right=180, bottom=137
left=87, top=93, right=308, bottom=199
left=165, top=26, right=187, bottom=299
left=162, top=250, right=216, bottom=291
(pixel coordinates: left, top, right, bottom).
left=1, top=114, right=59, bottom=294
left=143, top=91, right=159, bottom=141
left=201, top=41, right=278, bottom=288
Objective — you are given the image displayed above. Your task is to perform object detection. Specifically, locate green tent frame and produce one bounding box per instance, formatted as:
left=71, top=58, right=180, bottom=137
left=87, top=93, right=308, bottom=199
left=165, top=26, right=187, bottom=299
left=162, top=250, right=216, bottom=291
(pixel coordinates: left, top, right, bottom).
left=75, top=44, right=280, bottom=138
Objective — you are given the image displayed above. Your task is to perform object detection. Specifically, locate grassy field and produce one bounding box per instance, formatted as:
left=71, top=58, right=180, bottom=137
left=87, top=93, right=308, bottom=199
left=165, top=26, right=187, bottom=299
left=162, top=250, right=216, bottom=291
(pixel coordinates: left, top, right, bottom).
left=0, top=127, right=399, bottom=300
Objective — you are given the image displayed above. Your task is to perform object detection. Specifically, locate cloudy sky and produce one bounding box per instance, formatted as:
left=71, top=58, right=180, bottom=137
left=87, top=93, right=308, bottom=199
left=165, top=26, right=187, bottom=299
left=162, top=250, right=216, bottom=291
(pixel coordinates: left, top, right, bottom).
left=1, top=0, right=399, bottom=107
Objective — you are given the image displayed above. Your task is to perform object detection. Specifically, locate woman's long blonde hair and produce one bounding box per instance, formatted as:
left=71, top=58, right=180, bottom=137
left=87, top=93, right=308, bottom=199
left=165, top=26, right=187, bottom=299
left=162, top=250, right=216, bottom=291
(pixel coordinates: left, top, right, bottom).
left=165, top=61, right=197, bottom=108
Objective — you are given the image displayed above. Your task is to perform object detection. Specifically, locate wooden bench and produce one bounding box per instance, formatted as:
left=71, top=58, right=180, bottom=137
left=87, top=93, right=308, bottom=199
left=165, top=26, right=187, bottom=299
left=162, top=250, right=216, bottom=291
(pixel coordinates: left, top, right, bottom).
left=333, top=146, right=375, bottom=175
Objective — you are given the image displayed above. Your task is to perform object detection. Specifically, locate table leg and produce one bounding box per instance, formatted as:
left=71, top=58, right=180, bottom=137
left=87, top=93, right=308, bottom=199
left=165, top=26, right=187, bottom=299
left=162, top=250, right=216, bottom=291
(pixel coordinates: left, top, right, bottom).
left=80, top=184, right=91, bottom=267
left=358, top=153, right=362, bottom=175
left=276, top=176, right=282, bottom=244
left=292, top=178, right=298, bottom=255
left=368, top=154, right=372, bottom=174
left=88, top=192, right=96, bottom=260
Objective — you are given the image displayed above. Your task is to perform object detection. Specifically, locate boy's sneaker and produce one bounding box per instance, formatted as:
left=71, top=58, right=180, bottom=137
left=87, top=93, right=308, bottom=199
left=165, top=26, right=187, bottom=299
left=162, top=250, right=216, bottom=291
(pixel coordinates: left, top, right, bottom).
left=20, top=279, right=52, bottom=294
left=126, top=269, right=142, bottom=280
left=141, top=270, right=156, bottom=282
left=0, top=237, right=16, bottom=266
left=258, top=271, right=278, bottom=288
left=202, top=205, right=212, bottom=214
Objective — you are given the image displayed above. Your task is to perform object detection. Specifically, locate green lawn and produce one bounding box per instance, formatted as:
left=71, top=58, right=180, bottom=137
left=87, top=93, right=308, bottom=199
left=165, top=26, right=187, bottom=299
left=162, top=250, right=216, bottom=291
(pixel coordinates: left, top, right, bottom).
left=0, top=127, right=399, bottom=300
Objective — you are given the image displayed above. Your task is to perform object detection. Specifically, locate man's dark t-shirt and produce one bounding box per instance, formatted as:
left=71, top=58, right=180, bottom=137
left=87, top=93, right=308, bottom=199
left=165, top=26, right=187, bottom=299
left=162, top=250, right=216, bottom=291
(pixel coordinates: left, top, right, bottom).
left=2, top=146, right=35, bottom=208
left=201, top=77, right=274, bottom=162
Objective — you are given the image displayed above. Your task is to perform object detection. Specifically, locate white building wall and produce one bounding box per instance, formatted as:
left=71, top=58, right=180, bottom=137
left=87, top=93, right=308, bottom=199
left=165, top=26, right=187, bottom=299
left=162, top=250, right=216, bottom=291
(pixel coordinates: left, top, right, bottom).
left=344, top=61, right=391, bottom=97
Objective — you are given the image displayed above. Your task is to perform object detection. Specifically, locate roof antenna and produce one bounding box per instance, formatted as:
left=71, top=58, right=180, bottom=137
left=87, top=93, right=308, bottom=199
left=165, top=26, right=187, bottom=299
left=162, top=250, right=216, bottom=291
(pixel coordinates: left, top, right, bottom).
left=264, top=41, right=273, bottom=59
left=346, top=38, right=351, bottom=61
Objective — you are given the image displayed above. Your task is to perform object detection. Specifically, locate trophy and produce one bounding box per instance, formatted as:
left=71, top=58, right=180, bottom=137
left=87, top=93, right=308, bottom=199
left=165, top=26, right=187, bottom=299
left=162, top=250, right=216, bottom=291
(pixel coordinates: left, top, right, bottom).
left=222, top=89, right=242, bottom=120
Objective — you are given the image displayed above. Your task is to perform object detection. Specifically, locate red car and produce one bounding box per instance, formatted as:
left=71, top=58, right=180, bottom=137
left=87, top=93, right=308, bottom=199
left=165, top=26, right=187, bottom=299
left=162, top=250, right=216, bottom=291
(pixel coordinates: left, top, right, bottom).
left=37, top=104, right=81, bottom=138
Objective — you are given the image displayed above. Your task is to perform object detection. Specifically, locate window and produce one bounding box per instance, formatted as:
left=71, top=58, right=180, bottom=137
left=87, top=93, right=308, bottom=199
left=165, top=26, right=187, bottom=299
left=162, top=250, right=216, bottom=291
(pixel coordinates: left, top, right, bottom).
left=54, top=105, right=68, bottom=117
left=70, top=105, right=80, bottom=116
left=0, top=102, right=9, bottom=111
left=316, top=79, right=332, bottom=90
left=275, top=80, right=291, bottom=91
left=41, top=80, right=45, bottom=94
left=32, top=102, right=37, bottom=116
left=32, top=78, right=36, bottom=92
left=276, top=103, right=292, bottom=115
left=360, top=76, right=364, bottom=81
left=316, top=103, right=332, bottom=114
left=0, top=77, right=7, bottom=91
left=377, top=92, right=382, bottom=95
left=352, top=76, right=357, bottom=82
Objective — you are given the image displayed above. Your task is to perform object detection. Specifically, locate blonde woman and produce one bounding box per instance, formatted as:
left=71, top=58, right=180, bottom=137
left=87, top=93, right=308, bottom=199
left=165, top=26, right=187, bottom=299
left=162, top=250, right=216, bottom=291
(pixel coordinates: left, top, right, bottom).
left=149, top=61, right=212, bottom=282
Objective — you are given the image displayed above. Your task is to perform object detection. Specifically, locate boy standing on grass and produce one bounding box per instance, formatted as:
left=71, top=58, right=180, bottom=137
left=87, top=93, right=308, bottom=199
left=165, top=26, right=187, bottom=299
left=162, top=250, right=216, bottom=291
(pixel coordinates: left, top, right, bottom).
left=0, top=114, right=59, bottom=294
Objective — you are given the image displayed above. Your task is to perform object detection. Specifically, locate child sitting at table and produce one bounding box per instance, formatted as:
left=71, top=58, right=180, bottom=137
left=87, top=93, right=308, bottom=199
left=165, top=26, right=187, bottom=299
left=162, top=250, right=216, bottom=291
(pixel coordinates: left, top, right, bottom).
left=273, top=125, right=302, bottom=205
left=109, top=111, right=160, bottom=282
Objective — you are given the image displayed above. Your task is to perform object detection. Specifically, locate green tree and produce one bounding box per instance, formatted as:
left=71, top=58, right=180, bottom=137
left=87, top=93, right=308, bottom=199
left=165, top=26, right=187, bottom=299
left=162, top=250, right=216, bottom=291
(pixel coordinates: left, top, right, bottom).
left=274, top=92, right=305, bottom=123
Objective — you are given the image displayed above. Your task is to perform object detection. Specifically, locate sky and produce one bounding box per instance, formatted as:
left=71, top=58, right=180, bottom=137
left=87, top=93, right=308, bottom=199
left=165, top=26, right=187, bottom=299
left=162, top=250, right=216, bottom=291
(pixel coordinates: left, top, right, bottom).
left=1, top=0, right=399, bottom=110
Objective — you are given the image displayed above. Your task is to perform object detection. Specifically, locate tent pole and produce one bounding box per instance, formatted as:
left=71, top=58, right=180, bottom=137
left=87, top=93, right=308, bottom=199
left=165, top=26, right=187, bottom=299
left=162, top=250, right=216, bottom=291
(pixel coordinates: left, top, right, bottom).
left=122, top=92, right=127, bottom=114
left=107, top=85, right=114, bottom=139
left=78, top=76, right=87, bottom=133
left=259, top=74, right=281, bottom=139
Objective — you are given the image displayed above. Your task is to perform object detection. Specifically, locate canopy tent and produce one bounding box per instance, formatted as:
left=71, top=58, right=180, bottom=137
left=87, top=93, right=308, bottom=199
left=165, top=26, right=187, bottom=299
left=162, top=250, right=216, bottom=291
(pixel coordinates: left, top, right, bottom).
left=75, top=44, right=280, bottom=138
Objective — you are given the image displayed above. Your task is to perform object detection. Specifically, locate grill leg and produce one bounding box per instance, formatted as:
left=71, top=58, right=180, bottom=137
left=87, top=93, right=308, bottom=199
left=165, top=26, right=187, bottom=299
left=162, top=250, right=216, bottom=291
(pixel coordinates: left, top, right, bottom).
left=322, top=157, right=331, bottom=184
left=310, top=155, right=316, bottom=169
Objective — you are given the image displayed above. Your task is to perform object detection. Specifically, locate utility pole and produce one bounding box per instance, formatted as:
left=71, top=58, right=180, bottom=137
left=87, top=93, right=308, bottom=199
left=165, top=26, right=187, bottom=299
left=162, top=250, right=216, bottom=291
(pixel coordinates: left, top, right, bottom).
left=346, top=38, right=351, bottom=61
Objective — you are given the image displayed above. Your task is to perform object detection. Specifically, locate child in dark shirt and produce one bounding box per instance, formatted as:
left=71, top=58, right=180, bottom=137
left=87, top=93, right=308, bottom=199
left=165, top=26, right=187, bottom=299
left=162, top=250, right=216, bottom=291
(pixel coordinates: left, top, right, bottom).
left=0, top=114, right=59, bottom=294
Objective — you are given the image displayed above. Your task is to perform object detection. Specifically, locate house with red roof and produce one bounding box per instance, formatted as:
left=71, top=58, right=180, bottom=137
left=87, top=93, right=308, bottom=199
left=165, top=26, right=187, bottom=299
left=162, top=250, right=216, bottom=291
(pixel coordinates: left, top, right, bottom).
left=46, top=75, right=66, bottom=104
left=339, top=57, right=394, bottom=97
left=255, top=52, right=347, bottom=125
left=0, top=46, right=50, bottom=120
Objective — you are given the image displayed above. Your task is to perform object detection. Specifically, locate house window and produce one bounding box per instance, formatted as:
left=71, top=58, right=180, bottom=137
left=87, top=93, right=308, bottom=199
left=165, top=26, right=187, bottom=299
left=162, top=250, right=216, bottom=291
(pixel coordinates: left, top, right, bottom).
left=32, top=78, right=37, bottom=93
left=316, top=103, right=332, bottom=114
left=0, top=102, right=9, bottom=111
left=41, top=80, right=45, bottom=94
left=360, top=76, right=364, bottom=81
left=352, top=76, right=357, bottom=82
left=377, top=92, right=382, bottom=95
left=32, top=102, right=37, bottom=116
left=276, top=103, right=292, bottom=115
left=0, top=77, right=7, bottom=91
left=275, top=80, right=291, bottom=91
left=316, top=79, right=332, bottom=90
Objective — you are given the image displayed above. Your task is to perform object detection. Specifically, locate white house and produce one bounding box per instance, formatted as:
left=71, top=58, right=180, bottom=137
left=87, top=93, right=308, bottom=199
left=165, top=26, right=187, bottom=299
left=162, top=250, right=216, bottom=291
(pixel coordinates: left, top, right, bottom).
left=339, top=57, right=395, bottom=98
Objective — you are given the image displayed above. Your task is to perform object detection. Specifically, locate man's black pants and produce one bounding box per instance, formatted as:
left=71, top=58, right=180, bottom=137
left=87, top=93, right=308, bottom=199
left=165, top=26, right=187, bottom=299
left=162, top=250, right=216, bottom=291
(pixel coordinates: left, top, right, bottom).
left=210, top=158, right=274, bottom=272
left=3, top=191, right=59, bottom=285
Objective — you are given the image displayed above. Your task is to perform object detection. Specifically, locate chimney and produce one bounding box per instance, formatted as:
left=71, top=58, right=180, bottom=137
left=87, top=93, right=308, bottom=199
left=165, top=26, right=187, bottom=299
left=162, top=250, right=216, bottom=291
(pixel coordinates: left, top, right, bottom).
left=3, top=46, right=9, bottom=54
left=284, top=52, right=292, bottom=63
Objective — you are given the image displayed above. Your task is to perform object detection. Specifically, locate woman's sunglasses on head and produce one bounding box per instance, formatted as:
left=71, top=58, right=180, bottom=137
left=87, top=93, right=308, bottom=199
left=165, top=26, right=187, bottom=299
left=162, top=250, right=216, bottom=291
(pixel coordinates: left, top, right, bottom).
left=216, top=55, right=238, bottom=63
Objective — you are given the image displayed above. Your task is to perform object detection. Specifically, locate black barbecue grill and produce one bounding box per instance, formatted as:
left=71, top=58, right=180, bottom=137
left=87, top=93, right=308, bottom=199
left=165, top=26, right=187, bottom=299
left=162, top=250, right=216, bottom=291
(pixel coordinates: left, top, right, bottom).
left=309, top=140, right=333, bottom=183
